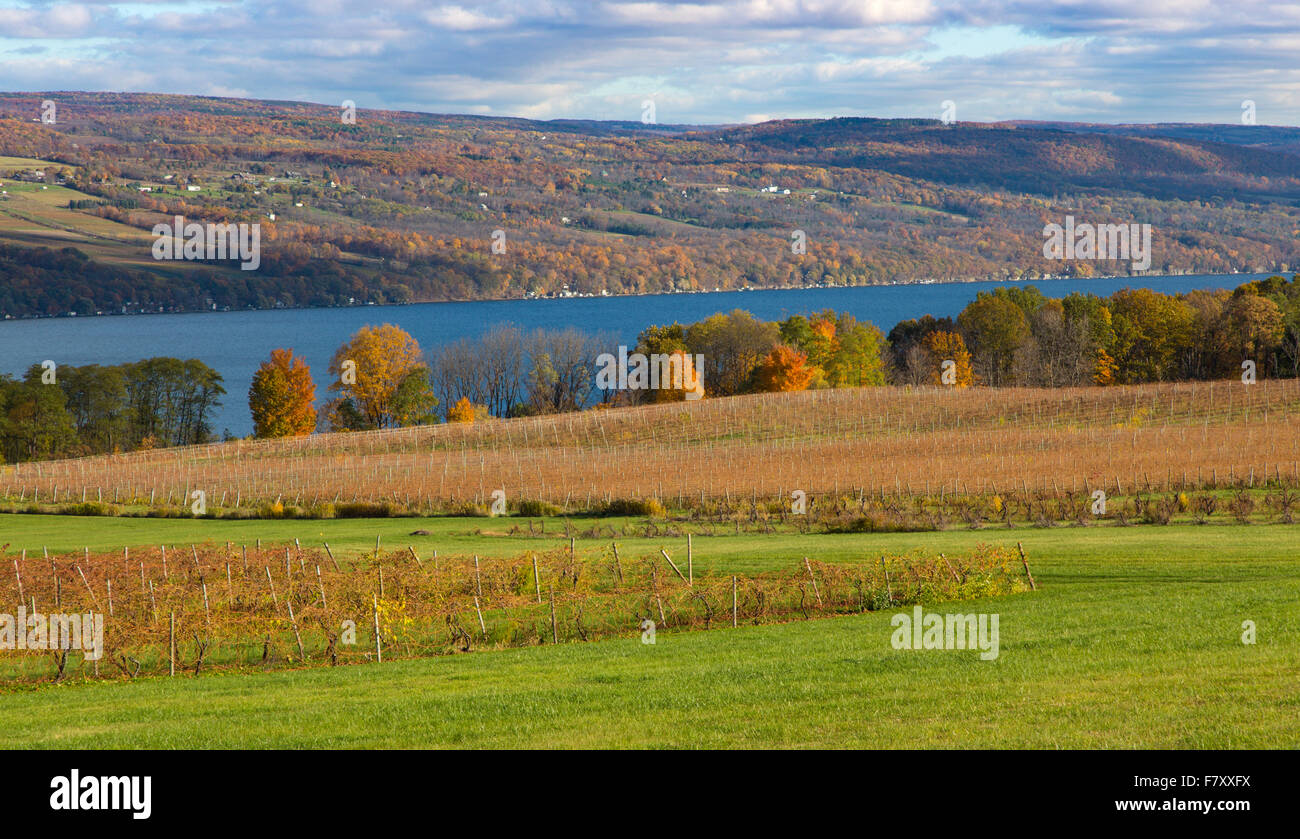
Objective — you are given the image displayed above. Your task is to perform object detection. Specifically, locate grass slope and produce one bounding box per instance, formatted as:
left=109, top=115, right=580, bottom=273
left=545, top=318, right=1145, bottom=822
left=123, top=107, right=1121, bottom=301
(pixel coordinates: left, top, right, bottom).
left=1, top=521, right=1296, bottom=748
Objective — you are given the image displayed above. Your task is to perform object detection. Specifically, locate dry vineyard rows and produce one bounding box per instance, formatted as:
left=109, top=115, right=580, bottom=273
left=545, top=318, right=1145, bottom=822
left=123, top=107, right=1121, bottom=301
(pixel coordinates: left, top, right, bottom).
left=0, top=542, right=1032, bottom=682
left=3, top=380, right=1298, bottom=514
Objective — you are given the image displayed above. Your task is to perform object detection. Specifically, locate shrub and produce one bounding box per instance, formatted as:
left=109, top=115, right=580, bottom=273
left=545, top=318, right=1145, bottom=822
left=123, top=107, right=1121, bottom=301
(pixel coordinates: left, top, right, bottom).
left=1230, top=491, right=1256, bottom=524
left=829, top=512, right=932, bottom=534
left=260, top=500, right=288, bottom=519
left=334, top=501, right=394, bottom=518
left=56, top=502, right=119, bottom=517
left=600, top=497, right=667, bottom=517
left=517, top=499, right=562, bottom=517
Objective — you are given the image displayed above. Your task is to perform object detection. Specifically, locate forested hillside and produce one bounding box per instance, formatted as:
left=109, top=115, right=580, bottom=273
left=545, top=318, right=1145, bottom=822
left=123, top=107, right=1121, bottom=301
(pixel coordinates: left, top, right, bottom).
left=2, top=92, right=1299, bottom=318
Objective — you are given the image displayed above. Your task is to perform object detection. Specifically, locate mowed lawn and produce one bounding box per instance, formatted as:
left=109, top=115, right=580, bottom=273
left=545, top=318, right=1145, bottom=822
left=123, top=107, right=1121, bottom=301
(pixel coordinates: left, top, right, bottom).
left=3, top=510, right=1295, bottom=568
left=0, top=517, right=1296, bottom=748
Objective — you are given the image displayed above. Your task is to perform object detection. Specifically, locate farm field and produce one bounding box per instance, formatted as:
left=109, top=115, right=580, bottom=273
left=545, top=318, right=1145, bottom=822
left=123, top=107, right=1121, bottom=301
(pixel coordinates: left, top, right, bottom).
left=2, top=381, right=1297, bottom=749
left=6, top=379, right=1299, bottom=515
left=0, top=164, right=255, bottom=277
left=0, top=521, right=1296, bottom=748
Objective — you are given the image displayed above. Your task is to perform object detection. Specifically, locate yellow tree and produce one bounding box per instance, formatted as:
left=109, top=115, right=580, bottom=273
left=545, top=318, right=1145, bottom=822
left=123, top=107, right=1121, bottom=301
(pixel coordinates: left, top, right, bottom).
left=327, top=324, right=434, bottom=429
left=447, top=398, right=488, bottom=421
left=924, top=331, right=974, bottom=387
left=248, top=348, right=316, bottom=437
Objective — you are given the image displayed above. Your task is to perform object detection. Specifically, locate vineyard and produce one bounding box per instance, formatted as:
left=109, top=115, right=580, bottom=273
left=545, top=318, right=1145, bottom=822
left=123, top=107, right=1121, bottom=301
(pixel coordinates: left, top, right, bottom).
left=0, top=541, right=1032, bottom=684
left=3, top=379, right=1299, bottom=516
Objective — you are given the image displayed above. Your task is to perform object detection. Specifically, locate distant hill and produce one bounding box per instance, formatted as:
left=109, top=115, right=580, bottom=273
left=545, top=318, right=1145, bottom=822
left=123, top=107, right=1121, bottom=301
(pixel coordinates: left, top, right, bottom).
left=1001, top=121, right=1300, bottom=157
left=1, top=92, right=1297, bottom=318
left=708, top=117, right=1300, bottom=199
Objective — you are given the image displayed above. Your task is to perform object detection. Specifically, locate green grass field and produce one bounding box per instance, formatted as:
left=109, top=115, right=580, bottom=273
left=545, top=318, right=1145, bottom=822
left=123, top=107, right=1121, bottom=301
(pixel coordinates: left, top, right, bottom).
left=0, top=515, right=1296, bottom=748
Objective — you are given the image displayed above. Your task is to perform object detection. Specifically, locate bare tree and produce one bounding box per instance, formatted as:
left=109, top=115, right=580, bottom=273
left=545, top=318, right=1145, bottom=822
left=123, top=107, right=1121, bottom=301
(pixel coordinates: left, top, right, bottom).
left=526, top=328, right=609, bottom=414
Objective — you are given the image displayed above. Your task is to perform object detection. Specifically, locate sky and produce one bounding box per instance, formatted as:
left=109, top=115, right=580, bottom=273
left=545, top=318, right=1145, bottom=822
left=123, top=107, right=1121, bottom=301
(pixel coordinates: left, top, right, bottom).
left=2, top=0, right=1300, bottom=126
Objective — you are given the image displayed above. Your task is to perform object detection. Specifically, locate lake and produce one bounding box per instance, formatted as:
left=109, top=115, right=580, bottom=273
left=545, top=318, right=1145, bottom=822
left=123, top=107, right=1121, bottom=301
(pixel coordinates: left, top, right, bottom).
left=0, top=272, right=1272, bottom=435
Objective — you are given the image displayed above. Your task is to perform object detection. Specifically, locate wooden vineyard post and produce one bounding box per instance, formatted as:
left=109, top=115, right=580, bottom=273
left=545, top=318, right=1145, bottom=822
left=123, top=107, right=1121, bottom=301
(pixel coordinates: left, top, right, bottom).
left=612, top=543, right=623, bottom=585
left=881, top=556, right=893, bottom=604
left=532, top=553, right=542, bottom=604
left=407, top=546, right=422, bottom=568
left=315, top=565, right=327, bottom=608
left=651, top=567, right=666, bottom=626
left=169, top=611, right=176, bottom=677
left=323, top=542, right=340, bottom=572
left=804, top=557, right=823, bottom=607
left=287, top=599, right=306, bottom=661
left=12, top=559, right=23, bottom=605
left=1017, top=542, right=1037, bottom=591
left=372, top=595, right=382, bottom=663
left=659, top=549, right=691, bottom=586
left=473, top=555, right=483, bottom=598
left=940, top=553, right=961, bottom=583
left=473, top=596, right=487, bottom=639
left=265, top=566, right=279, bottom=611
left=732, top=575, right=738, bottom=627
left=687, top=534, right=693, bottom=584
left=549, top=587, right=558, bottom=644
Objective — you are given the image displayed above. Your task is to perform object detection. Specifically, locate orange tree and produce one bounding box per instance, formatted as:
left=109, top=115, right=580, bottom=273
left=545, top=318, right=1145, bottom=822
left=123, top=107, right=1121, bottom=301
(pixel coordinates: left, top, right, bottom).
left=752, top=344, right=814, bottom=392
left=248, top=348, right=316, bottom=437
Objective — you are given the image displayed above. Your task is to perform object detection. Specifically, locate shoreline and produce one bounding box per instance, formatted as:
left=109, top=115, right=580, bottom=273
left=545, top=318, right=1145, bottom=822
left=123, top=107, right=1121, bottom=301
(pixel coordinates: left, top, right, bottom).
left=0, top=268, right=1281, bottom=324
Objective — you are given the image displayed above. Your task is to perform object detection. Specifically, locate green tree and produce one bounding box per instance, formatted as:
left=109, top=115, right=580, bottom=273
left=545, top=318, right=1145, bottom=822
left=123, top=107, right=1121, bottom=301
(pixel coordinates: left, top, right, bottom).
left=0, top=374, right=78, bottom=462
left=958, top=291, right=1032, bottom=386
left=59, top=364, right=129, bottom=453
left=1108, top=289, right=1195, bottom=383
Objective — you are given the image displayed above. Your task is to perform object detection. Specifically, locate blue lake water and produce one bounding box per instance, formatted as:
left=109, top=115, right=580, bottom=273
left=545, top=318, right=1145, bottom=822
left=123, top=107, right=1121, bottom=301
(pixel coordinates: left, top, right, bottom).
left=0, top=272, right=1272, bottom=435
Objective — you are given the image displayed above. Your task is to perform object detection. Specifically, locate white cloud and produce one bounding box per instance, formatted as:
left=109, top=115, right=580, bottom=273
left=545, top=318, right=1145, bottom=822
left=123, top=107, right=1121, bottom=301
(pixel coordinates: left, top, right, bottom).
left=426, top=5, right=515, bottom=31
left=1, top=0, right=1298, bottom=125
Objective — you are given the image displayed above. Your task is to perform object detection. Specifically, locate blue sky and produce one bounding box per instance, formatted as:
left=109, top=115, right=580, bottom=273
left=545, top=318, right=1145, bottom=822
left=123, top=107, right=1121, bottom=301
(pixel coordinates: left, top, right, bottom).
left=2, top=0, right=1299, bottom=125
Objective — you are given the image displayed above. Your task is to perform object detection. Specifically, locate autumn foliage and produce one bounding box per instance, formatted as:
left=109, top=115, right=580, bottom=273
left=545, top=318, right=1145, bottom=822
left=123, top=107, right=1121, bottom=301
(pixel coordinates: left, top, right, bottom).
left=447, top=397, right=486, bottom=423
left=326, top=324, right=436, bottom=430
left=753, top=345, right=814, bottom=392
left=248, top=348, right=316, bottom=437
left=924, top=331, right=975, bottom=387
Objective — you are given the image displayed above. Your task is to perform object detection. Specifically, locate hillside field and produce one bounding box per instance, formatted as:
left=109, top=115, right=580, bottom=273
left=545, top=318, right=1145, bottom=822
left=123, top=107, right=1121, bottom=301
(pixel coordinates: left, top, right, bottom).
left=0, top=520, right=1295, bottom=748
left=1, top=381, right=1297, bottom=748
left=5, top=380, right=1299, bottom=516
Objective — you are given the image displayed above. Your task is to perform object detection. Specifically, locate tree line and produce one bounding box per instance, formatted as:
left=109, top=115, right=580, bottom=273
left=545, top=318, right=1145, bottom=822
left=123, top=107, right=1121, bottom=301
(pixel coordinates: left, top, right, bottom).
left=4, top=276, right=1295, bottom=460
left=0, top=358, right=225, bottom=463
left=245, top=274, right=1300, bottom=442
